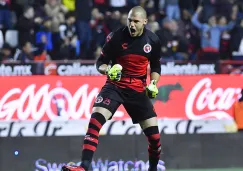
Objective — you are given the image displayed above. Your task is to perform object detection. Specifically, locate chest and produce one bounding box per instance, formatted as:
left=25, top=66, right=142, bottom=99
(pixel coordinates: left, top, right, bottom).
left=115, top=35, right=153, bottom=59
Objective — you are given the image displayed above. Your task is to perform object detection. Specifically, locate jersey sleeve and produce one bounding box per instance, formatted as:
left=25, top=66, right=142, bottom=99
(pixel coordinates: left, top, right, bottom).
left=96, top=32, right=116, bottom=69
left=150, top=38, right=161, bottom=74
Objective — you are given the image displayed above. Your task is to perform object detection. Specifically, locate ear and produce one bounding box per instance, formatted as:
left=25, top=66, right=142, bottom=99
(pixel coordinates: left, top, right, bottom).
left=144, top=19, right=148, bottom=25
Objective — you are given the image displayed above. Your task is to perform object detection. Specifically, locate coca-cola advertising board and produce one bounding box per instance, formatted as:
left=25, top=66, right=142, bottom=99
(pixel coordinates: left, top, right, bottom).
left=0, top=75, right=241, bottom=121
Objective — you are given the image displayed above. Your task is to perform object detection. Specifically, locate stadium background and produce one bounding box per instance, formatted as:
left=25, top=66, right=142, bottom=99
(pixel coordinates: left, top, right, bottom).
left=1, top=0, right=243, bottom=171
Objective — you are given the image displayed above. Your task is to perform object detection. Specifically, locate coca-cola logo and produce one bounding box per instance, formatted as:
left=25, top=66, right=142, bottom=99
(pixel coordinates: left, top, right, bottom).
left=44, top=62, right=57, bottom=75
left=185, top=78, right=241, bottom=119
left=0, top=83, right=103, bottom=120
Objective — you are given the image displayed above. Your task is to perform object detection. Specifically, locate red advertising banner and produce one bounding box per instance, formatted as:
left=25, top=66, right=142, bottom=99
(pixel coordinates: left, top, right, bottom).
left=0, top=75, right=241, bottom=121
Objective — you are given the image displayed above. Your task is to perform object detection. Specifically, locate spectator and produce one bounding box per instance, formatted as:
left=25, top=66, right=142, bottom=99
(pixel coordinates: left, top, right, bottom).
left=143, top=0, right=156, bottom=14
left=3, top=0, right=243, bottom=61
left=233, top=89, right=243, bottom=132
left=44, top=0, right=68, bottom=33
left=0, top=43, right=12, bottom=62
left=16, top=6, right=41, bottom=47
left=75, top=0, right=92, bottom=59
left=59, top=12, right=78, bottom=59
left=90, top=8, right=108, bottom=49
left=11, top=0, right=34, bottom=19
left=165, top=0, right=180, bottom=20
left=33, top=43, right=51, bottom=61
left=0, top=0, right=11, bottom=30
left=106, top=10, right=122, bottom=31
left=147, top=13, right=160, bottom=33
left=219, top=16, right=232, bottom=59
left=156, top=17, right=189, bottom=60
left=192, top=5, right=236, bottom=60
left=158, top=0, right=165, bottom=12
left=178, top=9, right=200, bottom=60
left=60, top=12, right=77, bottom=43
left=36, top=18, right=53, bottom=53
left=17, top=41, right=33, bottom=63
left=230, top=18, right=243, bottom=57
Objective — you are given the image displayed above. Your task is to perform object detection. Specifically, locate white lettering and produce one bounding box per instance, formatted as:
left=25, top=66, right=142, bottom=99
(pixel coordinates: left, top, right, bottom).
left=186, top=78, right=241, bottom=119
left=0, top=64, right=32, bottom=76
left=0, top=84, right=110, bottom=120
left=57, top=63, right=101, bottom=76
left=160, top=62, right=216, bottom=75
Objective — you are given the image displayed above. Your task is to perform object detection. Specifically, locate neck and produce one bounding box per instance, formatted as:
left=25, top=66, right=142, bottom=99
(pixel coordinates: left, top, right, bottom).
left=138, top=27, right=145, bottom=36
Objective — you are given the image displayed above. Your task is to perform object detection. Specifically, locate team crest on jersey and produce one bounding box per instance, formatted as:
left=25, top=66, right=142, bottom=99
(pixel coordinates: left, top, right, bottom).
left=95, top=96, right=103, bottom=103
left=143, top=43, right=152, bottom=53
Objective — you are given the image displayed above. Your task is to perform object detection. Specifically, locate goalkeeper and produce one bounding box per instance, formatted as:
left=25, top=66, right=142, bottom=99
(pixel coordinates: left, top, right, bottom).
left=62, top=6, right=162, bottom=171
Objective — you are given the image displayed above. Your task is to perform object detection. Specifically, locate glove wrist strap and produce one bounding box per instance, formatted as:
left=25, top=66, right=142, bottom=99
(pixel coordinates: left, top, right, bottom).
left=151, top=79, right=157, bottom=85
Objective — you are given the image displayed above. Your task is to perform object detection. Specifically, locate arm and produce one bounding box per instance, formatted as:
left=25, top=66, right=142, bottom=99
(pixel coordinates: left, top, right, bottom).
left=96, top=32, right=115, bottom=75
left=218, top=21, right=236, bottom=31
left=150, top=38, right=162, bottom=84
left=191, top=6, right=204, bottom=30
left=218, top=5, right=237, bottom=31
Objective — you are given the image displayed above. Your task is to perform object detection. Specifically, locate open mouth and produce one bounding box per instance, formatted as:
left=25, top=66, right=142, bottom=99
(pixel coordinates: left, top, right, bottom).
left=130, top=28, right=136, bottom=34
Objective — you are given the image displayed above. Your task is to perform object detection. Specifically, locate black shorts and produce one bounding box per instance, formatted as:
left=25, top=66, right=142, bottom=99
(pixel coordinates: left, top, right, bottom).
left=93, top=83, right=157, bottom=124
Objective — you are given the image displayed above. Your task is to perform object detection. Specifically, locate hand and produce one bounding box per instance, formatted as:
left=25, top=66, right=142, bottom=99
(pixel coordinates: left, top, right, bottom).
left=107, top=64, right=123, bottom=81
left=196, top=6, right=203, bottom=13
left=146, top=80, right=158, bottom=98
left=232, top=4, right=238, bottom=13
left=231, top=13, right=237, bottom=21
left=34, top=17, right=43, bottom=24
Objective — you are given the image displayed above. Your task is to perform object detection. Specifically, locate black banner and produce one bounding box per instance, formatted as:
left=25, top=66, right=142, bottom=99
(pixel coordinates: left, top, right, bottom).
left=44, top=61, right=220, bottom=76
left=0, top=60, right=222, bottom=76
left=1, top=134, right=243, bottom=171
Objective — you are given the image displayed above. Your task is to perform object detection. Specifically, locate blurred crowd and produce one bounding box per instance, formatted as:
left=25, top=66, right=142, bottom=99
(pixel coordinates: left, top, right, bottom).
left=1, top=0, right=243, bottom=62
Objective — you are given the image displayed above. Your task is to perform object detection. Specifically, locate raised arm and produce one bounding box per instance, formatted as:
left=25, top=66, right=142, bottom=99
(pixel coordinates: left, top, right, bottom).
left=218, top=7, right=237, bottom=31
left=191, top=6, right=204, bottom=29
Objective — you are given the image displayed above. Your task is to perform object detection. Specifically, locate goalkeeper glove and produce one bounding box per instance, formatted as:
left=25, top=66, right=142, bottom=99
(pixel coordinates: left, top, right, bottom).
left=106, top=64, right=123, bottom=81
left=146, top=80, right=158, bottom=98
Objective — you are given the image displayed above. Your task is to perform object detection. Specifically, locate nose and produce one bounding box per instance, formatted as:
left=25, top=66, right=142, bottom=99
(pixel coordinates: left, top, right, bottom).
left=130, top=21, right=135, bottom=27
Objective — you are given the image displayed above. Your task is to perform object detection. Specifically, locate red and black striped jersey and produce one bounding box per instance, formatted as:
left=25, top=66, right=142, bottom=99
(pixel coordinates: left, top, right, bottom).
left=96, top=26, right=161, bottom=92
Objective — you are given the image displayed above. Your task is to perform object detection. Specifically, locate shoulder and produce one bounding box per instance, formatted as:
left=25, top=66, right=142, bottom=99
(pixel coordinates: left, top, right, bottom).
left=145, top=28, right=161, bottom=45
left=105, top=26, right=125, bottom=43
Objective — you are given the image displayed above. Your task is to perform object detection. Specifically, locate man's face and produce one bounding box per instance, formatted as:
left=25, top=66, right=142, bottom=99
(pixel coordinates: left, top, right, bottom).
left=127, top=11, right=147, bottom=37
left=219, top=16, right=227, bottom=26
left=2, top=49, right=11, bottom=56
left=208, top=16, right=216, bottom=26
left=26, top=7, right=34, bottom=19
left=23, top=42, right=32, bottom=54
